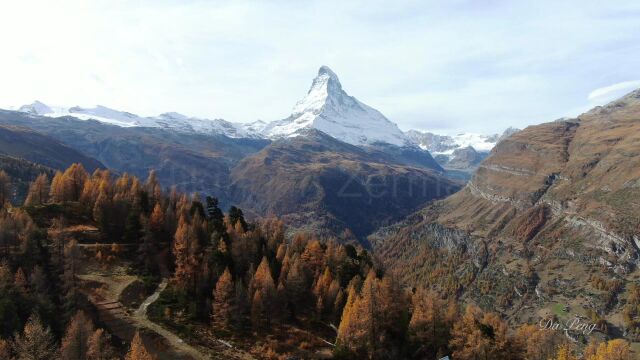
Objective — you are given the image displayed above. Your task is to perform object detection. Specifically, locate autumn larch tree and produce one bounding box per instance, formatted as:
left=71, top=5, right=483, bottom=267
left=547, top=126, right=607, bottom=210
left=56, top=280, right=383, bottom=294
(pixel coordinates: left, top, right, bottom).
left=24, top=173, right=50, bottom=206
left=285, top=256, right=308, bottom=317
left=62, top=240, right=82, bottom=319
left=249, top=257, right=276, bottom=326
left=87, top=328, right=118, bottom=360
left=584, top=339, right=631, bottom=360
left=0, top=170, right=11, bottom=207
left=336, top=284, right=360, bottom=356
left=125, top=331, right=153, bottom=360
left=409, top=289, right=450, bottom=357
left=60, top=310, right=95, bottom=360
left=172, top=215, right=201, bottom=294
left=11, top=314, right=58, bottom=360
left=212, top=267, right=236, bottom=328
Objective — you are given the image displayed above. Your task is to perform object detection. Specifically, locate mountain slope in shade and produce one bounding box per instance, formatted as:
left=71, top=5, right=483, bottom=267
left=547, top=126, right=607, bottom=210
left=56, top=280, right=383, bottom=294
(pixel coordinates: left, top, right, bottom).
left=0, top=123, right=103, bottom=172
left=230, top=129, right=460, bottom=241
left=370, top=88, right=640, bottom=335
left=262, top=66, right=411, bottom=147
left=0, top=110, right=269, bottom=207
left=0, top=154, right=54, bottom=204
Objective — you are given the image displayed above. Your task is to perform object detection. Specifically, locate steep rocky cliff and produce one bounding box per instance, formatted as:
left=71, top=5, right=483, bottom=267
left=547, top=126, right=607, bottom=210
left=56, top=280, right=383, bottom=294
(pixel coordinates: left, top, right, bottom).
left=371, top=89, right=640, bottom=340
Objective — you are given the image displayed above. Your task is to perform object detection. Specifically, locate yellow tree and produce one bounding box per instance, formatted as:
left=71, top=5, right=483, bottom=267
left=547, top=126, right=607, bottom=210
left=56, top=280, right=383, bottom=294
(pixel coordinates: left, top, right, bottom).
left=125, top=331, right=153, bottom=360
left=24, top=173, right=50, bottom=206
left=250, top=257, right=276, bottom=324
left=173, top=216, right=191, bottom=287
left=553, top=344, right=577, bottom=360
left=11, top=314, right=58, bottom=360
left=50, top=170, right=65, bottom=202
left=584, top=339, right=631, bottom=360
left=514, top=324, right=558, bottom=360
left=212, top=267, right=235, bottom=328
left=87, top=328, right=117, bottom=360
left=63, top=163, right=89, bottom=201
left=449, top=304, right=490, bottom=360
left=0, top=170, right=11, bottom=207
left=410, top=289, right=449, bottom=356
left=60, top=310, right=95, bottom=360
left=336, top=285, right=361, bottom=355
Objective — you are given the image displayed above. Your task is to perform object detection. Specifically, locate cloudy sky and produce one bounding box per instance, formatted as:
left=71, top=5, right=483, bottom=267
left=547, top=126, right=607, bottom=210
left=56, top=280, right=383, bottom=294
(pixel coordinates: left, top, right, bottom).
left=1, top=0, right=639, bottom=134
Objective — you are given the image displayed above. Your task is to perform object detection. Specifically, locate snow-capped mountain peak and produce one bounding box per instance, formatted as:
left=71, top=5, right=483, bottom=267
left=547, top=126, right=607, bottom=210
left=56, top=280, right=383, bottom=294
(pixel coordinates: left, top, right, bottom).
left=406, top=128, right=520, bottom=156
left=263, top=66, right=410, bottom=147
left=291, top=66, right=342, bottom=116
left=158, top=112, right=189, bottom=121
left=18, top=101, right=54, bottom=115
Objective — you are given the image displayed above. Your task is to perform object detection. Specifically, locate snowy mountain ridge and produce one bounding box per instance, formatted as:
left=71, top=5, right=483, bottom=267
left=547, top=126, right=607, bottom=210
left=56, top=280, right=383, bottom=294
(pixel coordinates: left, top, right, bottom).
left=261, top=66, right=410, bottom=147
left=14, top=67, right=515, bottom=153
left=17, top=101, right=263, bottom=139
left=406, top=127, right=519, bottom=158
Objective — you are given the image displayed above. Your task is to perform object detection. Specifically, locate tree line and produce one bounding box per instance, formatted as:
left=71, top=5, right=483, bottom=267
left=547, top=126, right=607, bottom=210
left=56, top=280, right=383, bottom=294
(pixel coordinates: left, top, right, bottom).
left=0, top=163, right=634, bottom=359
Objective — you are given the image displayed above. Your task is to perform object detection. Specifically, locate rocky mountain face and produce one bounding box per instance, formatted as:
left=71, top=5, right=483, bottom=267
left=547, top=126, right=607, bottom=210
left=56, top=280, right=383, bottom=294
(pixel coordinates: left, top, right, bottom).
left=370, top=89, right=640, bottom=337
left=227, top=68, right=454, bottom=241
left=230, top=129, right=460, bottom=241
left=263, top=66, right=411, bottom=147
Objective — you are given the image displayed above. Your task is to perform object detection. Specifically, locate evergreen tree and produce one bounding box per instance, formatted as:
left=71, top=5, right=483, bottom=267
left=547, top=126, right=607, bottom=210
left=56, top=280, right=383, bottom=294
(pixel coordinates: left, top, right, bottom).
left=138, top=216, right=159, bottom=274
left=206, top=196, right=225, bottom=235
left=228, top=206, right=247, bottom=231
left=124, top=204, right=143, bottom=243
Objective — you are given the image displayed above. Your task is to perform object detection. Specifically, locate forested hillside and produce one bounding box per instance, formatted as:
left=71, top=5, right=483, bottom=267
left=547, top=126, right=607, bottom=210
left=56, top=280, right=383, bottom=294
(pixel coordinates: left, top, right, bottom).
left=370, top=90, right=640, bottom=356
left=0, top=163, right=632, bottom=359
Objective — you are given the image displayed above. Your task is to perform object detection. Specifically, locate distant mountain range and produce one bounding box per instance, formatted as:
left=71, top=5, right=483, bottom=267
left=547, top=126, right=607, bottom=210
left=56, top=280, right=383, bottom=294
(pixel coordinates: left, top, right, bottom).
left=16, top=66, right=515, bottom=166
left=2, top=66, right=466, bottom=241
left=406, top=127, right=520, bottom=177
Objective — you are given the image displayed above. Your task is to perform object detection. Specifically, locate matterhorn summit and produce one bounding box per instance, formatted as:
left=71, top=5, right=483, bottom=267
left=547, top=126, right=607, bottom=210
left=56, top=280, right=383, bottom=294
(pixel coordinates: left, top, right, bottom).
left=262, top=66, right=411, bottom=147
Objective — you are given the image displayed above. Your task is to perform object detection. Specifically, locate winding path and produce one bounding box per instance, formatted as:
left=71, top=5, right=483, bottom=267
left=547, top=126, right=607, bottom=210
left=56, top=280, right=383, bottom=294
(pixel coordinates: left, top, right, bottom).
left=133, top=279, right=209, bottom=360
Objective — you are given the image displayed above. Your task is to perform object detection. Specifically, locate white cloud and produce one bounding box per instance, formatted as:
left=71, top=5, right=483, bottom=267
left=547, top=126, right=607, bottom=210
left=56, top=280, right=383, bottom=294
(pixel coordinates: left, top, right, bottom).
left=587, top=80, right=640, bottom=102
left=0, top=0, right=639, bottom=134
